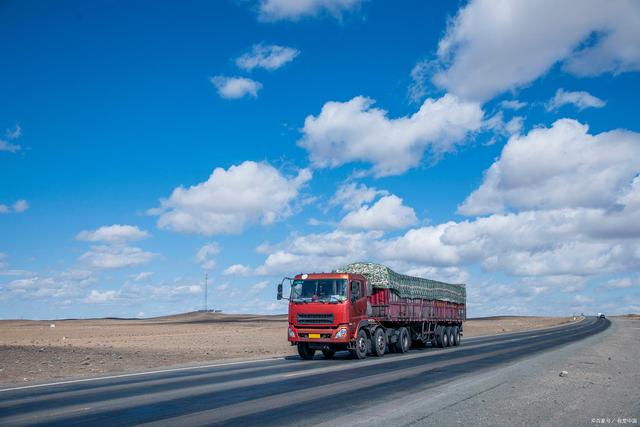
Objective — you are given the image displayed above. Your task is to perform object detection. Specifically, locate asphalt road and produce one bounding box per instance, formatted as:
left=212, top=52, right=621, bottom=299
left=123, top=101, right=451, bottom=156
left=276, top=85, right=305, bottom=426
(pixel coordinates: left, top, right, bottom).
left=0, top=317, right=610, bottom=426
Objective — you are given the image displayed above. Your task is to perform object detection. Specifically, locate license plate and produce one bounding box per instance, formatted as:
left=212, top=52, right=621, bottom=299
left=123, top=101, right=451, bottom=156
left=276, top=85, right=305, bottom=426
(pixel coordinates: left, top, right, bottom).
left=308, top=333, right=321, bottom=339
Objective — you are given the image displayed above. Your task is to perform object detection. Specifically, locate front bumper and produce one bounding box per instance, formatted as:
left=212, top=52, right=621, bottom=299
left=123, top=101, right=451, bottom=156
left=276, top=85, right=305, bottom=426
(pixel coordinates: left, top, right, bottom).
left=288, top=324, right=351, bottom=344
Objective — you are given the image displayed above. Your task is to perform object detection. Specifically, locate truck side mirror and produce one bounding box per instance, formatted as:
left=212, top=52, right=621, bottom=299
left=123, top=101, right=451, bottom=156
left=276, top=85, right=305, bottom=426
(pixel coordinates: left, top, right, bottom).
left=277, top=283, right=283, bottom=300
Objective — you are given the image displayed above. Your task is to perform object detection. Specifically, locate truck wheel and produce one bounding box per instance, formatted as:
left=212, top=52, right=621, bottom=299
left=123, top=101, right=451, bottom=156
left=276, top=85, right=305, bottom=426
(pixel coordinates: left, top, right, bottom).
left=452, top=326, right=460, bottom=346
left=394, top=327, right=411, bottom=353
left=321, top=349, right=336, bottom=359
left=351, top=329, right=368, bottom=360
left=442, top=327, right=450, bottom=347
left=372, top=328, right=386, bottom=357
left=435, top=326, right=444, bottom=348
left=448, top=327, right=455, bottom=348
left=297, top=343, right=316, bottom=360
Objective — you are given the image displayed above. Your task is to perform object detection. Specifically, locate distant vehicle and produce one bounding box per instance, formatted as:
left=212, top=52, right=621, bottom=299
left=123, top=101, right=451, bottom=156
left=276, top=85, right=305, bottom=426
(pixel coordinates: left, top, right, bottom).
left=276, top=262, right=466, bottom=360
left=598, top=313, right=606, bottom=319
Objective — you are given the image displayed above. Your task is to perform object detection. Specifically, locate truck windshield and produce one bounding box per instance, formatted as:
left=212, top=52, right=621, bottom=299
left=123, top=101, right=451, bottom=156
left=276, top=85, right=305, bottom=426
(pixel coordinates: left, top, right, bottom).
left=291, top=279, right=347, bottom=303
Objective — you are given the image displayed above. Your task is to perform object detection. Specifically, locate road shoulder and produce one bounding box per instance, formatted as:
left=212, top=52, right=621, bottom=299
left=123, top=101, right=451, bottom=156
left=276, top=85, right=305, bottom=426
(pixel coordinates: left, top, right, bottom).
left=319, top=318, right=639, bottom=427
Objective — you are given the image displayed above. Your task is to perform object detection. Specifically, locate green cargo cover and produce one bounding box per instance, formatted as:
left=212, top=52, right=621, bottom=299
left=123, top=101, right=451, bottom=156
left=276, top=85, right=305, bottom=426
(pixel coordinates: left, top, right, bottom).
left=335, top=262, right=466, bottom=304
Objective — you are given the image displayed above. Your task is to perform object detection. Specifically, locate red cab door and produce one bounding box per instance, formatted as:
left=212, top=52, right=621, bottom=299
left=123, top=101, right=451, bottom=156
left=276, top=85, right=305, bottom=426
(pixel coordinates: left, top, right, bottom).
left=349, top=279, right=367, bottom=324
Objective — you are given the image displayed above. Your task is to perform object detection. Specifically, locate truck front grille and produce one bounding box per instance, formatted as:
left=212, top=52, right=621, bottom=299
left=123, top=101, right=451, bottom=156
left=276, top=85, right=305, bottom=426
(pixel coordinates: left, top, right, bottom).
left=297, top=313, right=334, bottom=325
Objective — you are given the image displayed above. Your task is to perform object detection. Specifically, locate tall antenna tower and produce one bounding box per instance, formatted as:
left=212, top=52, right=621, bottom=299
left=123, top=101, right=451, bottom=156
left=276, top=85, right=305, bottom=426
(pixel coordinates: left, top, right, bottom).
left=204, top=272, right=208, bottom=312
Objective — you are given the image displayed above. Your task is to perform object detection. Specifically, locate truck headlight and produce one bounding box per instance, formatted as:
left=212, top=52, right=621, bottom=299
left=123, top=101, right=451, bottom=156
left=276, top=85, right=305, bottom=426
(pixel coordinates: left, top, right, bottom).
left=335, top=327, right=348, bottom=339
left=288, top=327, right=296, bottom=338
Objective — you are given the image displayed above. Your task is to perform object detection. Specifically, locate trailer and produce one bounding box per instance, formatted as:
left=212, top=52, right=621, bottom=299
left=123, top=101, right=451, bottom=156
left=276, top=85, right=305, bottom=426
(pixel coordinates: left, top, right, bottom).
left=276, top=262, right=466, bottom=360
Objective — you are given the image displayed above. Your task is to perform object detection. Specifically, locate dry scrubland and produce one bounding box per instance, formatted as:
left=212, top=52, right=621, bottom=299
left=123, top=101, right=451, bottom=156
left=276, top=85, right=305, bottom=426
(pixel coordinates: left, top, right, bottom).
left=0, top=312, right=581, bottom=385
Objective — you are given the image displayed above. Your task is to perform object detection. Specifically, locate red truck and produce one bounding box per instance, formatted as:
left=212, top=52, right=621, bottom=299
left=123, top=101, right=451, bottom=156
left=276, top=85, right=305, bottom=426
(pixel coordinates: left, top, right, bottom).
left=276, top=262, right=466, bottom=360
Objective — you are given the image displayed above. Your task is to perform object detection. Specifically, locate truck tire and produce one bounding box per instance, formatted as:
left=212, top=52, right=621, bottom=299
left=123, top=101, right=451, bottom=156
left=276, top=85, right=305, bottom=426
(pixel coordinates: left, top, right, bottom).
left=394, top=327, right=411, bottom=353
left=448, top=327, right=455, bottom=348
left=452, top=326, right=460, bottom=346
left=350, top=329, right=369, bottom=360
left=297, top=343, right=316, bottom=360
left=435, top=326, right=444, bottom=348
left=372, top=328, right=386, bottom=357
left=442, top=327, right=450, bottom=347
left=321, top=349, right=336, bottom=359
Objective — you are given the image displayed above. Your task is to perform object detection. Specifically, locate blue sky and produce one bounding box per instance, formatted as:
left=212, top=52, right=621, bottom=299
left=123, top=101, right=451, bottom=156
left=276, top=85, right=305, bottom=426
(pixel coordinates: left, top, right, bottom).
left=1, top=0, right=639, bottom=319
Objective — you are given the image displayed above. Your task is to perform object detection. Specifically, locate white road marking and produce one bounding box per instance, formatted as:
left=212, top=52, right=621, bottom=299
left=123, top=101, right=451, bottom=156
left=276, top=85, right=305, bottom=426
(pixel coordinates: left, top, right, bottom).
left=0, top=357, right=285, bottom=393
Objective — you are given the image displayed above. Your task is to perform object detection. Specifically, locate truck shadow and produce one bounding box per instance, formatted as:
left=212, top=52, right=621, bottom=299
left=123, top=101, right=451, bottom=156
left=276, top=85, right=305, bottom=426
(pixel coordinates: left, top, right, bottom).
left=284, top=345, right=439, bottom=361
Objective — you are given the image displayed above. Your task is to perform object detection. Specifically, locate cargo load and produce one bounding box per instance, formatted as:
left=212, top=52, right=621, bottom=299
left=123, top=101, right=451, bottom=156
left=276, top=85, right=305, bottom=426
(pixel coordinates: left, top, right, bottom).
left=334, top=262, right=466, bottom=304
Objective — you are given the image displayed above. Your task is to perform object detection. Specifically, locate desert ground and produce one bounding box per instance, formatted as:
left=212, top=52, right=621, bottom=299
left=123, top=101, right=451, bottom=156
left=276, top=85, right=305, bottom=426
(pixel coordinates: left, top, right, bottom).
left=0, top=312, right=580, bottom=385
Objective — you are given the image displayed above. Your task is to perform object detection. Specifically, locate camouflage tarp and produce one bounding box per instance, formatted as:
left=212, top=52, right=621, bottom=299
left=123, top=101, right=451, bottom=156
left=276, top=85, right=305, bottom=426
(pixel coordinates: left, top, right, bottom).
left=334, top=262, right=466, bottom=304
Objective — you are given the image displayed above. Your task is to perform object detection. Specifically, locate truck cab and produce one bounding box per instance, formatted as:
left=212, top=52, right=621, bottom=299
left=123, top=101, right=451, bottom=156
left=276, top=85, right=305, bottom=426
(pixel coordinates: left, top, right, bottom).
left=277, top=273, right=368, bottom=360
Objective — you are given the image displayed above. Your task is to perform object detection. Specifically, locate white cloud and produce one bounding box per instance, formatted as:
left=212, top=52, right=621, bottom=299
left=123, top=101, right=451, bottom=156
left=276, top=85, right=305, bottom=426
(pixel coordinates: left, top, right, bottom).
left=120, top=283, right=202, bottom=301
left=330, top=182, right=388, bottom=211
left=379, top=201, right=640, bottom=276
left=258, top=202, right=640, bottom=279
left=458, top=119, right=640, bottom=215
left=0, top=200, right=29, bottom=214
left=76, top=224, right=149, bottom=243
left=216, top=283, right=230, bottom=291
left=504, top=117, right=524, bottom=136
left=5, top=124, right=21, bottom=140
left=252, top=280, right=270, bottom=290
left=153, top=161, right=312, bottom=236
left=407, top=60, right=433, bottom=104
left=428, top=0, right=640, bottom=101
left=376, top=223, right=464, bottom=267
left=253, top=118, right=640, bottom=280
left=0, top=253, right=32, bottom=277
left=307, top=217, right=334, bottom=226
left=0, top=124, right=22, bottom=153
left=376, top=120, right=640, bottom=277
left=257, top=0, right=364, bottom=22
left=84, top=290, right=118, bottom=303
left=0, top=141, right=20, bottom=153
left=211, top=76, right=262, bottom=99
left=131, top=271, right=154, bottom=282
left=546, top=88, right=606, bottom=111
left=401, top=265, right=470, bottom=284
left=236, top=44, right=299, bottom=71
left=299, top=94, right=484, bottom=176
left=575, top=294, right=593, bottom=304
left=255, top=229, right=382, bottom=276
left=500, top=100, right=528, bottom=110
left=0, top=252, right=33, bottom=276
left=601, top=276, right=639, bottom=289
left=80, top=245, right=156, bottom=269
left=223, top=264, right=253, bottom=276
left=75, top=225, right=154, bottom=272
left=340, top=195, right=418, bottom=231
left=195, top=242, right=221, bottom=270
left=250, top=280, right=271, bottom=294
left=2, top=269, right=95, bottom=300
left=12, top=200, right=28, bottom=213
left=196, top=243, right=221, bottom=259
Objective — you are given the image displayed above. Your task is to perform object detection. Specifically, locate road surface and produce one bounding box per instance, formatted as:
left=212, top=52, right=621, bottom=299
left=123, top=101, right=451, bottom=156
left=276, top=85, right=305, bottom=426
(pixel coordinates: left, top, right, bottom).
left=0, top=317, right=611, bottom=426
